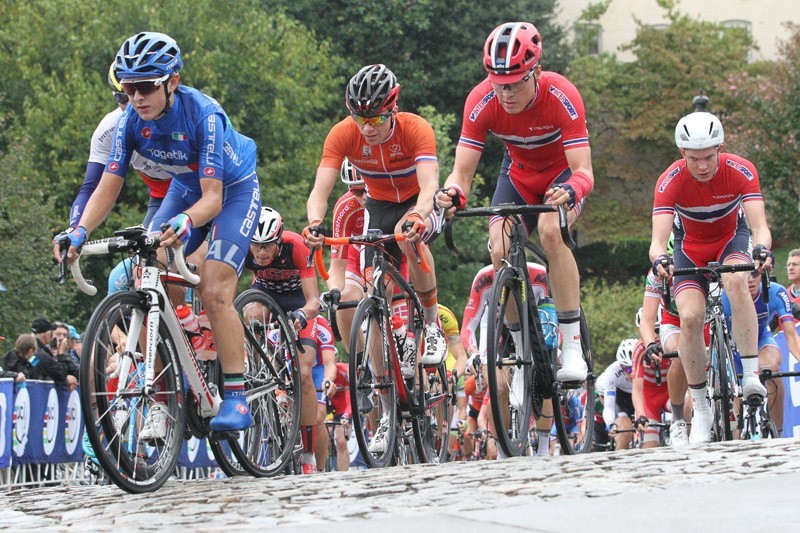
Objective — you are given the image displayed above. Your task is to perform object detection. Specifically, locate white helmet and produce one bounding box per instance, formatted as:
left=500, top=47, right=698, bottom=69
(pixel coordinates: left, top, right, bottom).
left=615, top=338, right=636, bottom=367
left=675, top=112, right=724, bottom=150
left=635, top=306, right=662, bottom=329
left=252, top=207, right=283, bottom=244
left=340, top=158, right=365, bottom=187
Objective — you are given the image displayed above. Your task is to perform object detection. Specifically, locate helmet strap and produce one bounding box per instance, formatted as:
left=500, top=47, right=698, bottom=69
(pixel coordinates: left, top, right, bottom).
left=155, top=79, right=174, bottom=120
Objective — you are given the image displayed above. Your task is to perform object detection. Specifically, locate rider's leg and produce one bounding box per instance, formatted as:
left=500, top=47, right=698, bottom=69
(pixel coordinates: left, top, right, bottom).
left=315, top=402, right=328, bottom=471
left=760, top=344, right=784, bottom=433
left=675, top=287, right=712, bottom=443
left=614, top=414, right=633, bottom=450
left=335, top=423, right=350, bottom=471
left=722, top=269, right=766, bottom=399
left=298, top=347, right=319, bottom=469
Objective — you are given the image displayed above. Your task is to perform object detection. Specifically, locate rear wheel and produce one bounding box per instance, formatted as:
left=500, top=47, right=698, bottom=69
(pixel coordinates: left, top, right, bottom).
left=349, top=298, right=397, bottom=467
left=414, top=361, right=452, bottom=463
left=487, top=267, right=532, bottom=457
left=761, top=418, right=779, bottom=439
left=707, top=323, right=733, bottom=441
left=80, top=292, right=185, bottom=494
left=232, top=289, right=302, bottom=476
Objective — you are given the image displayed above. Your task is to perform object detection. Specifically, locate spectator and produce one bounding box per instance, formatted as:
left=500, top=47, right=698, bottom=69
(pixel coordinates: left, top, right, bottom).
left=786, top=249, right=800, bottom=320
left=2, top=333, right=38, bottom=382
left=52, top=321, right=80, bottom=383
left=67, top=324, right=82, bottom=366
left=25, top=318, right=78, bottom=389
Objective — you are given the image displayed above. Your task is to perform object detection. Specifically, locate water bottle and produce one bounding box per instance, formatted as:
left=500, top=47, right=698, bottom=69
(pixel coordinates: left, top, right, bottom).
left=538, top=297, right=559, bottom=350
left=176, top=305, right=205, bottom=353
left=390, top=315, right=416, bottom=362
left=197, top=311, right=218, bottom=361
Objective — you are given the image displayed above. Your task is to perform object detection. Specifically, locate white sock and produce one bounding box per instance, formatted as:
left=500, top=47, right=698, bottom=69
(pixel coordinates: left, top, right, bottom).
left=497, top=446, right=508, bottom=460
left=537, top=430, right=551, bottom=455
left=689, top=386, right=710, bottom=413
left=741, top=357, right=759, bottom=380
left=301, top=452, right=315, bottom=465
left=560, top=321, right=581, bottom=352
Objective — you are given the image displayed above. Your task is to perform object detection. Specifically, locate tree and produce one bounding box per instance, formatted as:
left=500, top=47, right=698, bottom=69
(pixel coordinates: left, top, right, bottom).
left=721, top=23, right=800, bottom=244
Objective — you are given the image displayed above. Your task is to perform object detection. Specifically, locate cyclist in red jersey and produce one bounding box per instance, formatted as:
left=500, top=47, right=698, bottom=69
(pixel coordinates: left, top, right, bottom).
left=306, top=64, right=447, bottom=380
left=437, top=22, right=593, bottom=382
left=650, top=111, right=773, bottom=444
left=316, top=361, right=352, bottom=472
left=243, top=207, right=332, bottom=474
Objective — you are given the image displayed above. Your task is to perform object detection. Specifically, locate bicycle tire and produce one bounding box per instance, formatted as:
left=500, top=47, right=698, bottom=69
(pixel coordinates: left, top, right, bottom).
left=487, top=267, right=532, bottom=457
left=413, top=361, right=452, bottom=463
left=232, top=289, right=302, bottom=477
left=349, top=297, right=397, bottom=468
left=80, top=291, right=185, bottom=494
left=762, top=418, right=779, bottom=439
left=708, top=320, right=734, bottom=441
left=553, top=308, right=596, bottom=454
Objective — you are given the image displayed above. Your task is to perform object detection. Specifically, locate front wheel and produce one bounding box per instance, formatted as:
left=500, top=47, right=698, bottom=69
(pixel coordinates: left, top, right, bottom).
left=349, top=298, right=397, bottom=468
left=80, top=291, right=185, bottom=493
left=232, top=289, right=302, bottom=477
left=487, top=267, right=532, bottom=457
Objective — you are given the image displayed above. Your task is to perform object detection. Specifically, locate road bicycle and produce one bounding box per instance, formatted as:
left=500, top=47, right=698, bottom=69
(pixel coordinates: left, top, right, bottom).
left=313, top=231, right=452, bottom=467
left=666, top=262, right=767, bottom=442
left=738, top=366, right=800, bottom=440
left=62, top=226, right=298, bottom=492
left=447, top=203, right=596, bottom=457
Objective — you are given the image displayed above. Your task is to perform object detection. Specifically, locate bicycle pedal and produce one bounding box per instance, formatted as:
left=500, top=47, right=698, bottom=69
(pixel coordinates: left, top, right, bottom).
left=209, top=430, right=240, bottom=442
left=559, top=379, right=583, bottom=389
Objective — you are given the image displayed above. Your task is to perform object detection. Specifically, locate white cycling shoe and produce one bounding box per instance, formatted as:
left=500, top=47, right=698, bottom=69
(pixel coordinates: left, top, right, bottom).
left=742, top=376, right=767, bottom=401
left=557, top=344, right=587, bottom=382
left=689, top=407, right=713, bottom=444
left=670, top=419, right=689, bottom=447
left=420, top=324, right=447, bottom=365
left=368, top=416, right=390, bottom=453
left=138, top=403, right=168, bottom=443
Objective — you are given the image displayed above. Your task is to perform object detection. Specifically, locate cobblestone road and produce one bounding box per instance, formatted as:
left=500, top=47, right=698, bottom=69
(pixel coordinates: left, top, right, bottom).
left=2, top=438, right=799, bottom=531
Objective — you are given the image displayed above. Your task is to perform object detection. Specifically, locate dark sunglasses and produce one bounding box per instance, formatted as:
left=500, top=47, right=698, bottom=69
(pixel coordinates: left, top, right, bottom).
left=120, top=74, right=170, bottom=97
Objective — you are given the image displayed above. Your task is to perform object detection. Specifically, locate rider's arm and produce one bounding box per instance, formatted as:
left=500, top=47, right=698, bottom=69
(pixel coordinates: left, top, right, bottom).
left=327, top=257, right=347, bottom=291
left=69, top=163, right=105, bottom=228
left=741, top=200, right=772, bottom=257
left=632, top=377, right=645, bottom=420
left=77, top=172, right=125, bottom=233
left=442, top=146, right=482, bottom=201
left=639, top=293, right=661, bottom=347
left=412, top=160, right=440, bottom=219
left=321, top=346, right=337, bottom=395
left=307, top=166, right=339, bottom=225
left=547, top=146, right=593, bottom=207
left=448, top=331, right=468, bottom=379
left=602, top=377, right=617, bottom=427
left=184, top=177, right=223, bottom=228
left=649, top=214, right=674, bottom=263
left=300, top=273, right=320, bottom=322
left=775, top=286, right=800, bottom=363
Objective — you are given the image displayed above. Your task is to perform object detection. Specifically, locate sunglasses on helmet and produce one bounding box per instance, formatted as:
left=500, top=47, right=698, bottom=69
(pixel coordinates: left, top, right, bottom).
left=120, top=74, right=170, bottom=97
left=351, top=113, right=392, bottom=127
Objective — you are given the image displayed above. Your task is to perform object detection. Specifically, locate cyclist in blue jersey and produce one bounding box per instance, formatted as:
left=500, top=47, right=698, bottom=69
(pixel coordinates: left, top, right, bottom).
left=723, top=273, right=800, bottom=434
left=55, top=32, right=261, bottom=438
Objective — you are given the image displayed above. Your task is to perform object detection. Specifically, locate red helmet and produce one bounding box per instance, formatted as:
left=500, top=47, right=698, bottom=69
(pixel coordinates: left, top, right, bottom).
left=483, top=22, right=542, bottom=83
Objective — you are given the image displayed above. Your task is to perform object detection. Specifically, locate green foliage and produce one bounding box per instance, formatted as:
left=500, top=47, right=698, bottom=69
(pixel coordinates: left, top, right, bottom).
left=575, top=238, right=650, bottom=283
left=581, top=278, right=643, bottom=371
left=720, top=24, right=800, bottom=245
left=0, top=140, right=76, bottom=340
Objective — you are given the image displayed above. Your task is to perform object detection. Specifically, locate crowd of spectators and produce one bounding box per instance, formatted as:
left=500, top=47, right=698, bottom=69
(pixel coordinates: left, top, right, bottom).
left=1, top=318, right=80, bottom=389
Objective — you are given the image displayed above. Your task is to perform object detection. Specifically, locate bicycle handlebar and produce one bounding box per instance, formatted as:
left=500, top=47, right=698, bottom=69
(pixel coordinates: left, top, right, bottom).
left=446, top=203, right=576, bottom=252
left=311, top=232, right=431, bottom=280
left=68, top=235, right=199, bottom=296
left=662, top=262, right=759, bottom=309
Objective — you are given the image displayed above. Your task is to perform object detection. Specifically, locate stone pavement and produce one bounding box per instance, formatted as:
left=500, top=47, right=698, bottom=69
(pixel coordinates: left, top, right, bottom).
left=2, top=438, right=799, bottom=531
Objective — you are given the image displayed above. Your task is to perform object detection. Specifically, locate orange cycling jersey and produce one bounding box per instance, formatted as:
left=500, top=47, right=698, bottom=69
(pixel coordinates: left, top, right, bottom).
left=320, top=112, right=438, bottom=203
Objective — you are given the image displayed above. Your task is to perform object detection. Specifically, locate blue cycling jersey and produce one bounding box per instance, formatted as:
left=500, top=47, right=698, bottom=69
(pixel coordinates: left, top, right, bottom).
left=722, top=282, right=795, bottom=336
left=106, top=86, right=257, bottom=191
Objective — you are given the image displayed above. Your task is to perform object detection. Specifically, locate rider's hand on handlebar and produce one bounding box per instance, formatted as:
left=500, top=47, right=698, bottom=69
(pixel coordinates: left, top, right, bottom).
left=323, top=378, right=337, bottom=398
left=53, top=226, right=87, bottom=264
left=752, top=244, right=774, bottom=273
left=160, top=213, right=193, bottom=248
left=434, top=185, right=467, bottom=218
left=644, top=342, right=663, bottom=365
left=545, top=184, right=575, bottom=208
left=302, top=219, right=324, bottom=248
left=652, top=253, right=673, bottom=279
left=401, top=212, right=426, bottom=243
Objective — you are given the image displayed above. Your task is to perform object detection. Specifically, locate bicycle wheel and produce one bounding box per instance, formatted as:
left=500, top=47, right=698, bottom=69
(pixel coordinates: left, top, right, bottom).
left=553, top=308, right=596, bottom=454
left=413, top=361, right=452, bottom=463
left=232, top=289, right=302, bottom=477
left=80, top=291, right=185, bottom=494
left=349, top=297, right=397, bottom=468
left=761, top=418, right=779, bottom=439
left=708, top=321, right=733, bottom=441
left=487, top=267, right=532, bottom=457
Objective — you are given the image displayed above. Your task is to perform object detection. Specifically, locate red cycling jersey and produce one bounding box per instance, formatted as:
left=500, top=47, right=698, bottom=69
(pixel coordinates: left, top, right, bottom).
left=458, top=72, right=589, bottom=203
left=320, top=113, right=438, bottom=203
left=461, top=263, right=549, bottom=351
left=245, top=231, right=314, bottom=294
left=331, top=190, right=365, bottom=261
left=652, top=153, right=762, bottom=246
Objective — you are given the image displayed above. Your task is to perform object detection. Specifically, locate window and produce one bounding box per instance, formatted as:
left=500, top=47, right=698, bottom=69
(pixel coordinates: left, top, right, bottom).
left=575, top=23, right=602, bottom=56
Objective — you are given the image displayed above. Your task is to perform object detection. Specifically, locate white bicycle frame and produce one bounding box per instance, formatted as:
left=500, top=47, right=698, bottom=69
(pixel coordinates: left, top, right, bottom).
left=72, top=239, right=222, bottom=417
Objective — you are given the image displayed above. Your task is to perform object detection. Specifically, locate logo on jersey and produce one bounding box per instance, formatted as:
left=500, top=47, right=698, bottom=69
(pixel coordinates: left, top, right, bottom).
left=389, top=143, right=402, bottom=155
left=548, top=86, right=579, bottom=120
left=726, top=159, right=755, bottom=181
left=469, top=92, right=496, bottom=122
left=203, top=167, right=215, bottom=177
left=142, top=128, right=152, bottom=139
left=147, top=148, right=189, bottom=161
left=109, top=162, right=120, bottom=172
left=658, top=166, right=681, bottom=193
left=172, top=132, right=188, bottom=141
left=361, top=145, right=372, bottom=158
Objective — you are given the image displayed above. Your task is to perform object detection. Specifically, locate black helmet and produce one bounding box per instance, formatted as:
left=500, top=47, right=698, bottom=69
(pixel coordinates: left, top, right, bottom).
left=345, top=64, right=400, bottom=117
